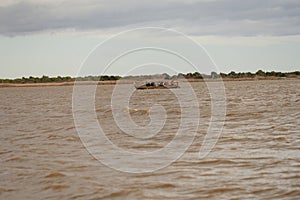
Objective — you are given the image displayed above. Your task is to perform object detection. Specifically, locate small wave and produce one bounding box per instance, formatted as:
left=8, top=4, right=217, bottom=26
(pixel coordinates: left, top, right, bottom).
left=154, top=183, right=176, bottom=189
left=272, top=190, right=300, bottom=198
left=100, top=190, right=131, bottom=199
left=45, top=172, right=66, bottom=178
left=96, top=108, right=112, bottom=113
left=129, top=108, right=149, bottom=115
left=0, top=188, right=15, bottom=193
left=273, top=136, right=287, bottom=141
left=207, top=187, right=244, bottom=193
left=5, top=157, right=24, bottom=162
left=281, top=175, right=300, bottom=179
left=47, top=134, right=65, bottom=139
left=43, top=185, right=70, bottom=190
left=174, top=159, right=236, bottom=166
left=167, top=109, right=181, bottom=114
left=0, top=150, right=12, bottom=155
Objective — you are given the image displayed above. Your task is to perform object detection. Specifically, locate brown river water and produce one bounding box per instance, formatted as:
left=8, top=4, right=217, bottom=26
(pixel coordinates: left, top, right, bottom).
left=0, top=80, right=300, bottom=199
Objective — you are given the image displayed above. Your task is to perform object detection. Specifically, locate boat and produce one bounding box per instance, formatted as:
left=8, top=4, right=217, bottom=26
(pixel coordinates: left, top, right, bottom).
left=135, top=81, right=179, bottom=90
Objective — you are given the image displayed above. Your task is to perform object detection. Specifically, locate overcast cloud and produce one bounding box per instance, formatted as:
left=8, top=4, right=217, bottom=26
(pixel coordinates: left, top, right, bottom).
left=0, top=0, right=299, bottom=36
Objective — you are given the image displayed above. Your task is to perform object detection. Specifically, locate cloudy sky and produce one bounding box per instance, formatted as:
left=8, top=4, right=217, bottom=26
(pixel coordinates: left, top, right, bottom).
left=0, top=0, right=299, bottom=78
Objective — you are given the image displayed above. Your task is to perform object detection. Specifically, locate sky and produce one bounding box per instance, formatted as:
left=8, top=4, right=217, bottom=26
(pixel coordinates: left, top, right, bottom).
left=0, top=0, right=299, bottom=78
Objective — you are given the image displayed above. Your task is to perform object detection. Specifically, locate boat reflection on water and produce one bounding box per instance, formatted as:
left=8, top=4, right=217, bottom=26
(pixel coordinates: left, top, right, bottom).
left=134, top=81, right=179, bottom=90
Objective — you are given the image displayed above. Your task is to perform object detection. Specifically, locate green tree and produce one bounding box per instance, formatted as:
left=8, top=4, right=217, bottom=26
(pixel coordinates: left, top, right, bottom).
left=211, top=71, right=218, bottom=79
left=228, top=71, right=237, bottom=78
left=256, top=70, right=265, bottom=76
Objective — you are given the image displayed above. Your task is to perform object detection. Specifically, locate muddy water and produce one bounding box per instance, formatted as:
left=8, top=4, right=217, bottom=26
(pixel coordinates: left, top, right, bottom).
left=0, top=80, right=299, bottom=199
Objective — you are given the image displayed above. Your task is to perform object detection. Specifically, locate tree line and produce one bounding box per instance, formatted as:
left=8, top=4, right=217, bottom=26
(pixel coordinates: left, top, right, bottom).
left=0, top=75, right=122, bottom=84
left=0, top=70, right=299, bottom=83
left=180, top=70, right=300, bottom=79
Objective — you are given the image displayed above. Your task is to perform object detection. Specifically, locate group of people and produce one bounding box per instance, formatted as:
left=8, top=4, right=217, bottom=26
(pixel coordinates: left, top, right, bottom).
left=145, top=81, right=177, bottom=87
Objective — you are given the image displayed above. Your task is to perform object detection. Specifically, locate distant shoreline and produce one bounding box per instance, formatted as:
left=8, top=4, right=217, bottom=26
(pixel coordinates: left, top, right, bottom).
left=1, top=77, right=299, bottom=88
left=1, top=70, right=299, bottom=87
left=0, top=80, right=120, bottom=88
